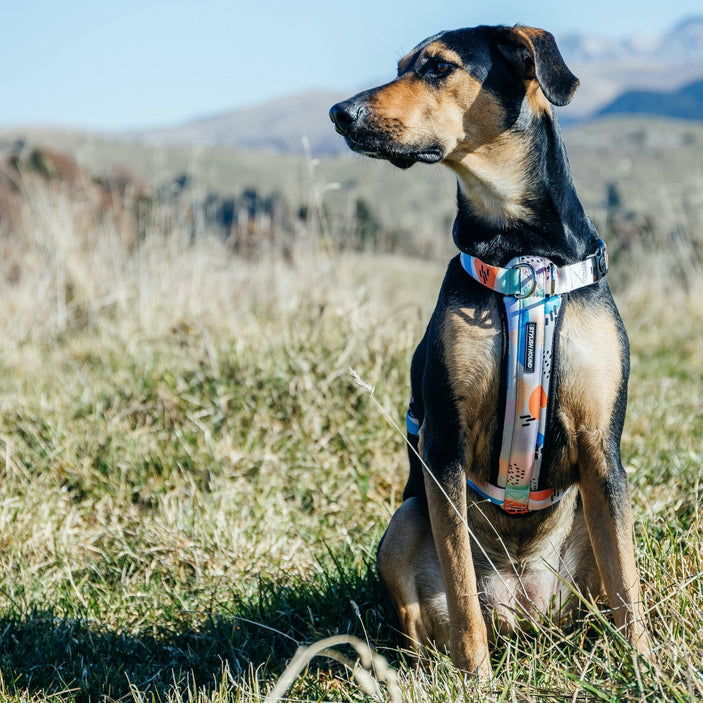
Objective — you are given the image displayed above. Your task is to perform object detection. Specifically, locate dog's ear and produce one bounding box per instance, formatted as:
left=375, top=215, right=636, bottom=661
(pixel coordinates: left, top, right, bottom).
left=499, top=25, right=579, bottom=106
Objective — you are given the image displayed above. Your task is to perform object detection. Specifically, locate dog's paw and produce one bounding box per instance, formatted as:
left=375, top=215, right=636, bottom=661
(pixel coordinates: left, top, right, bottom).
left=451, top=643, right=492, bottom=679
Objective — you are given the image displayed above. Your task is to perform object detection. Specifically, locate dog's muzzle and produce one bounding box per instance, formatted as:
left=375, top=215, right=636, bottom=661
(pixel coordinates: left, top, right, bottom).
left=329, top=98, right=443, bottom=168
left=329, top=100, right=369, bottom=137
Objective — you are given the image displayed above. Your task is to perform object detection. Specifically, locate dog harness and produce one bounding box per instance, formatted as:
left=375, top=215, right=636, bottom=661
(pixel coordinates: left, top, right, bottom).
left=406, top=240, right=609, bottom=515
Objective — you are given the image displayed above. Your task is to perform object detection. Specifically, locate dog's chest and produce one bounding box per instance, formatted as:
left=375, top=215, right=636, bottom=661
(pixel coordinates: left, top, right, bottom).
left=441, top=295, right=504, bottom=472
left=438, top=291, right=623, bottom=484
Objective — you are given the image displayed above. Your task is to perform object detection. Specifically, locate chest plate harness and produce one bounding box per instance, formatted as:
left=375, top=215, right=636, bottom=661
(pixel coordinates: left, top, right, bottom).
left=406, top=240, right=609, bottom=515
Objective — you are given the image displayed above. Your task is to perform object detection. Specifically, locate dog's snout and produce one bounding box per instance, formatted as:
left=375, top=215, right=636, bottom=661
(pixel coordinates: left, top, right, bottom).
left=329, top=100, right=366, bottom=132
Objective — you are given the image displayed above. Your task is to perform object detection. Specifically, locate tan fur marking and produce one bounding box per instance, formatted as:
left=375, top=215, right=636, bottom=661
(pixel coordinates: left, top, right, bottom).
left=397, top=54, right=413, bottom=76
left=369, top=78, right=432, bottom=128
left=441, top=73, right=533, bottom=224
left=441, top=298, right=502, bottom=480
left=372, top=40, right=534, bottom=225
left=445, top=132, right=533, bottom=225
left=371, top=54, right=482, bottom=154
left=559, top=299, right=622, bottom=436
left=421, top=45, right=464, bottom=67
left=375, top=41, right=497, bottom=158
left=525, top=79, right=552, bottom=114
left=397, top=42, right=464, bottom=77
left=424, top=479, right=490, bottom=675
left=377, top=498, right=449, bottom=650
left=578, top=440, right=653, bottom=656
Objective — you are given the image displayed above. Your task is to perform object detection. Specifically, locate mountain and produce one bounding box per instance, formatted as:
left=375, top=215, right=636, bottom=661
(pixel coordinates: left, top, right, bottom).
left=559, top=16, right=703, bottom=120
left=597, top=78, right=703, bottom=120
left=557, top=16, right=703, bottom=63
left=131, top=90, right=346, bottom=156
left=132, top=16, right=703, bottom=154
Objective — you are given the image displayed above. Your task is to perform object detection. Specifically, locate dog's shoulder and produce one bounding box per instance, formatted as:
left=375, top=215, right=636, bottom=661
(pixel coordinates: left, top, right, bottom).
left=415, top=258, right=503, bottom=476
left=557, top=283, right=629, bottom=439
left=423, top=256, right=503, bottom=382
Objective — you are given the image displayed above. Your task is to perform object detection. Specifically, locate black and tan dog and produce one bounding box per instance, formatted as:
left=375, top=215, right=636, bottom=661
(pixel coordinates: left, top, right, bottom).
left=329, top=25, right=651, bottom=676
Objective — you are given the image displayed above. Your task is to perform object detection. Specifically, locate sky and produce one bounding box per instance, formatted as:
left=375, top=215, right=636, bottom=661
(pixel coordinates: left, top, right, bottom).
left=2, top=0, right=702, bottom=132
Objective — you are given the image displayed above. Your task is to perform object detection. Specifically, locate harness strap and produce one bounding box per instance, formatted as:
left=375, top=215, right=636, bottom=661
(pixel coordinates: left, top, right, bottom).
left=466, top=475, right=570, bottom=512
left=459, top=240, right=608, bottom=298
left=406, top=241, right=608, bottom=516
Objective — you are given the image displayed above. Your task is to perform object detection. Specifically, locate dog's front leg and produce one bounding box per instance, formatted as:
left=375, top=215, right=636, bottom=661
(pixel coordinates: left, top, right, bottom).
left=579, top=432, right=652, bottom=657
left=424, top=462, right=491, bottom=676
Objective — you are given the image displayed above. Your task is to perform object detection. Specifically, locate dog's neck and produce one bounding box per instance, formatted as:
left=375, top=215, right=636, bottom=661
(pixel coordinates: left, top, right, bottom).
left=449, top=109, right=598, bottom=268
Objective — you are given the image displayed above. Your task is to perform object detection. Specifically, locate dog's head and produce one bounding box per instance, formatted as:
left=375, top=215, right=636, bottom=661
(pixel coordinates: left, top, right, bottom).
left=329, top=25, right=578, bottom=170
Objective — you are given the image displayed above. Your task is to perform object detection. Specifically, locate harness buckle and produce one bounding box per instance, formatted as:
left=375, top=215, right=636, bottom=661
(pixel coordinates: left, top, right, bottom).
left=594, top=240, right=608, bottom=278
left=503, top=499, right=530, bottom=515
left=512, top=263, right=537, bottom=299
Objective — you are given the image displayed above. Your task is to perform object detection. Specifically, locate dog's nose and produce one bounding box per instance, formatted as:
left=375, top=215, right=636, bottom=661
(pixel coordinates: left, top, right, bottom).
left=329, top=100, right=365, bottom=131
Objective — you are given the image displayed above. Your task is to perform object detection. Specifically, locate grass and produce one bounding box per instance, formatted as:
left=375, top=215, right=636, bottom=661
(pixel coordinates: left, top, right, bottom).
left=0, top=173, right=701, bottom=701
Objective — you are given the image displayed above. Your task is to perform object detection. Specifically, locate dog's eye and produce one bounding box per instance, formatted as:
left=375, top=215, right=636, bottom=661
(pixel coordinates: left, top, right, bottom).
left=434, top=61, right=454, bottom=74
left=423, top=59, right=456, bottom=78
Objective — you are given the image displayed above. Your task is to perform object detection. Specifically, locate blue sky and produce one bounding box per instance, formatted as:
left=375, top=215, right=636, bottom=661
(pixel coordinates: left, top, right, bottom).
left=2, top=0, right=701, bottom=131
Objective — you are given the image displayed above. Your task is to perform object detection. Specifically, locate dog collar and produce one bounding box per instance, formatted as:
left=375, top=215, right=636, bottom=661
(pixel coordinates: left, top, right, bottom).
left=459, top=240, right=608, bottom=298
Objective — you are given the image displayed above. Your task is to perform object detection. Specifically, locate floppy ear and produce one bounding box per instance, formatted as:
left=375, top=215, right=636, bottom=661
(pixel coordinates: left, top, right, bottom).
left=503, top=25, right=579, bottom=106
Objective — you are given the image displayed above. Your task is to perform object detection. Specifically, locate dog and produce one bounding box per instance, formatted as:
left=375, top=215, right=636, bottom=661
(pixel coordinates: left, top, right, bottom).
left=329, top=24, right=651, bottom=676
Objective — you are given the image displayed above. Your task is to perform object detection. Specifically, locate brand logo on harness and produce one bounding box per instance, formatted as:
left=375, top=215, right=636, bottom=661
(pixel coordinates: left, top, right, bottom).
left=525, top=322, right=536, bottom=373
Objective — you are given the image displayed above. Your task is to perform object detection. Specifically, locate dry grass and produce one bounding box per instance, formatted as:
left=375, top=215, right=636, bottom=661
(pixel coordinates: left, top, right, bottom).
left=0, top=173, right=700, bottom=702
left=5, top=117, right=703, bottom=260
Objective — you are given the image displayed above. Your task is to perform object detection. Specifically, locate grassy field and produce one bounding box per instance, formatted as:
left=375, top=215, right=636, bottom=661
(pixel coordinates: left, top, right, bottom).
left=0, top=165, right=701, bottom=702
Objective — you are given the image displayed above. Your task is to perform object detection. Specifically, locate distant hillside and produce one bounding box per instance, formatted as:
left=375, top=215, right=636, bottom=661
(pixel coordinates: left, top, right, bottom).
left=131, top=91, right=346, bottom=156
left=129, top=16, right=703, bottom=154
left=3, top=117, right=703, bottom=277
left=559, top=16, right=703, bottom=121
left=598, top=79, right=703, bottom=120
